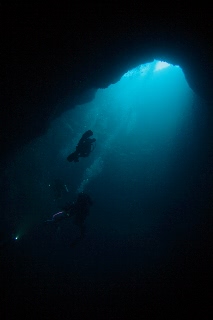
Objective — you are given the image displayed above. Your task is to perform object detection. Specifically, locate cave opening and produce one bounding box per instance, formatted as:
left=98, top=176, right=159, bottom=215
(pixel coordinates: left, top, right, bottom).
left=4, top=59, right=205, bottom=242
left=0, top=58, right=209, bottom=310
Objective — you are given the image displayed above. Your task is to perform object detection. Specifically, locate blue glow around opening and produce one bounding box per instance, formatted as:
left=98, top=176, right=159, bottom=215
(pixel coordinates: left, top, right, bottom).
left=4, top=55, right=200, bottom=250
left=154, top=61, right=170, bottom=71
left=123, top=60, right=179, bottom=78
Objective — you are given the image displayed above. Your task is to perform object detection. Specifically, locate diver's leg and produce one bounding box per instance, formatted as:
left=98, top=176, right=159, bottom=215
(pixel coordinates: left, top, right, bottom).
left=67, top=151, right=79, bottom=162
left=45, top=211, right=65, bottom=223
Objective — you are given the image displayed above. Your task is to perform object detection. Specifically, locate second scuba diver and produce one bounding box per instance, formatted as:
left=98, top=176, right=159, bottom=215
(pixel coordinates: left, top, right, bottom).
left=67, top=130, right=96, bottom=162
left=45, top=192, right=93, bottom=246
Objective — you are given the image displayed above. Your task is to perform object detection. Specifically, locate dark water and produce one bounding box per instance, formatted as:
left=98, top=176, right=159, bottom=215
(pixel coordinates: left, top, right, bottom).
left=0, top=61, right=211, bottom=318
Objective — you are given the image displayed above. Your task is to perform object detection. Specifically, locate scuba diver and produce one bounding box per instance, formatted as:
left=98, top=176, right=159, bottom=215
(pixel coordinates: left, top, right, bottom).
left=67, top=130, right=96, bottom=162
left=45, top=192, right=93, bottom=246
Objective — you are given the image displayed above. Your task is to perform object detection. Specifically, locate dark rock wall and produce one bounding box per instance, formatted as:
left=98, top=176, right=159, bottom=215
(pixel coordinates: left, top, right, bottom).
left=1, top=4, right=213, bottom=162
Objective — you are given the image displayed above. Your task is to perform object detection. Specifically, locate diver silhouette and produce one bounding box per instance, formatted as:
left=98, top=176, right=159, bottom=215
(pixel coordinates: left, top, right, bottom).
left=45, top=192, right=93, bottom=247
left=67, top=130, right=96, bottom=162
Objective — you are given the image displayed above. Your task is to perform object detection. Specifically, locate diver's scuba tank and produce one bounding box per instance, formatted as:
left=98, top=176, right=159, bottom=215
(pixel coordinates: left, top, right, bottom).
left=81, top=130, right=93, bottom=140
